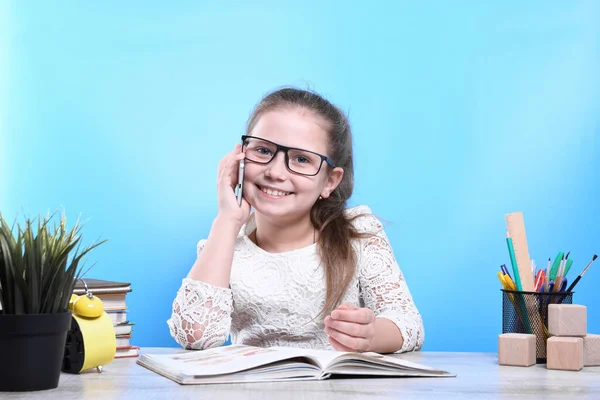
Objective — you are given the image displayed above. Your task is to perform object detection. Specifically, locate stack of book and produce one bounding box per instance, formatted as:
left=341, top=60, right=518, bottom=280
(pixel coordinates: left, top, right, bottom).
left=73, top=278, right=140, bottom=358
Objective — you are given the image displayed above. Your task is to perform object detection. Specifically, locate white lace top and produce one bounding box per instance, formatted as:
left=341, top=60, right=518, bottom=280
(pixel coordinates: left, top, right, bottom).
left=167, top=205, right=424, bottom=353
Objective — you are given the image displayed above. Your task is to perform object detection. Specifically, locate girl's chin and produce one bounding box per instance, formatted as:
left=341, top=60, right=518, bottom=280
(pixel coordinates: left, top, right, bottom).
left=251, top=192, right=313, bottom=215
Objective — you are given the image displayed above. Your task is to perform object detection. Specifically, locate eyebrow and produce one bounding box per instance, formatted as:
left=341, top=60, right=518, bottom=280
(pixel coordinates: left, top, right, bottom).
left=252, top=136, right=326, bottom=155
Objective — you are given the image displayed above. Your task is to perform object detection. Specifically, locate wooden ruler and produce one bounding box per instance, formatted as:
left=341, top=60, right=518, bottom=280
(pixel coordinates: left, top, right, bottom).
left=506, top=212, right=535, bottom=292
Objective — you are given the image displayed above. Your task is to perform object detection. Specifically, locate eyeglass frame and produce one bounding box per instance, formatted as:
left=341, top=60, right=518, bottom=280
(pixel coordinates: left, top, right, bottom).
left=240, top=135, right=336, bottom=176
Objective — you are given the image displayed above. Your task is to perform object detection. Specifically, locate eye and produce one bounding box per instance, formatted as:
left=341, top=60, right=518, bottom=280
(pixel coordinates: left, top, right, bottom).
left=293, top=155, right=311, bottom=164
left=255, top=147, right=272, bottom=156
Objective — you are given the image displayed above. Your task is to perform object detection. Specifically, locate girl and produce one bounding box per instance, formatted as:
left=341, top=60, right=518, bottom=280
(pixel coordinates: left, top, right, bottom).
left=167, top=88, right=424, bottom=354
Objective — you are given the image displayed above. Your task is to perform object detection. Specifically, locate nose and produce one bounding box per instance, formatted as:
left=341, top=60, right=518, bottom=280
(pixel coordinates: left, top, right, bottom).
left=264, top=151, right=288, bottom=180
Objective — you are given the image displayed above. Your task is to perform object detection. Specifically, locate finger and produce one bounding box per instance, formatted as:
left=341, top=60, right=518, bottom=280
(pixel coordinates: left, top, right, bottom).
left=325, top=326, right=369, bottom=352
left=217, top=157, right=228, bottom=180
left=223, top=143, right=243, bottom=163
left=221, top=151, right=244, bottom=182
left=326, top=319, right=370, bottom=339
left=217, top=161, right=235, bottom=187
left=337, top=303, right=359, bottom=311
left=217, top=145, right=241, bottom=180
left=331, top=308, right=373, bottom=324
left=327, top=335, right=354, bottom=352
left=234, top=143, right=245, bottom=157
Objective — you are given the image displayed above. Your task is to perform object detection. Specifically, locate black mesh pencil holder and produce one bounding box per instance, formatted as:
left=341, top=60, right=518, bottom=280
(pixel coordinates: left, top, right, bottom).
left=501, top=289, right=573, bottom=363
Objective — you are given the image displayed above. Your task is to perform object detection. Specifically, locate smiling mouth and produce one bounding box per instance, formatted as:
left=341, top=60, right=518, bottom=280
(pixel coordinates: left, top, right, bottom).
left=257, top=185, right=293, bottom=197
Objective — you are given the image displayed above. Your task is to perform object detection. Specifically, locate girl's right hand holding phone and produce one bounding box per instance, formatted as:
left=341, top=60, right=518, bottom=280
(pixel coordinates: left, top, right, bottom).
left=186, top=143, right=250, bottom=285
left=216, top=143, right=251, bottom=229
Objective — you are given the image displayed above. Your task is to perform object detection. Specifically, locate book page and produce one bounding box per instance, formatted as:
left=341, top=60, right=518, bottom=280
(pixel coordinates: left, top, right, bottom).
left=140, top=345, right=321, bottom=377
left=329, top=352, right=450, bottom=371
left=326, top=353, right=454, bottom=376
left=273, top=348, right=452, bottom=375
left=180, top=361, right=324, bottom=384
left=275, top=347, right=354, bottom=369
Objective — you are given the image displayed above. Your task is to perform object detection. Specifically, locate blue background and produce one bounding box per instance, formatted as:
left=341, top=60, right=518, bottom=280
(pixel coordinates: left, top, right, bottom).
left=1, top=1, right=599, bottom=352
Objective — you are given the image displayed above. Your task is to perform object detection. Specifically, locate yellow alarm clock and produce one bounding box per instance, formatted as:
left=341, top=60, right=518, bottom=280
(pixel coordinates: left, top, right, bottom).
left=62, top=279, right=116, bottom=373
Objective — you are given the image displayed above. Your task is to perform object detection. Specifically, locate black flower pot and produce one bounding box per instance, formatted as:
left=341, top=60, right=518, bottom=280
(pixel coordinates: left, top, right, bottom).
left=0, top=312, right=72, bottom=392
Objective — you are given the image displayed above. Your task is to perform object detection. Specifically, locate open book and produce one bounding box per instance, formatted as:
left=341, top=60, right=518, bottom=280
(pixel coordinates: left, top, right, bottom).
left=136, top=345, right=455, bottom=384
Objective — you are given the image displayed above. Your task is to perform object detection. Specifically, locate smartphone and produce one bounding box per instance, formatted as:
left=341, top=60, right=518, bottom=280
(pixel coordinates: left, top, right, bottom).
left=235, top=158, right=245, bottom=206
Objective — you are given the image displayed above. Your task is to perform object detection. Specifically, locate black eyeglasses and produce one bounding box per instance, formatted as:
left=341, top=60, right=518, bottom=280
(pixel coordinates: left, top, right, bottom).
left=241, top=135, right=336, bottom=176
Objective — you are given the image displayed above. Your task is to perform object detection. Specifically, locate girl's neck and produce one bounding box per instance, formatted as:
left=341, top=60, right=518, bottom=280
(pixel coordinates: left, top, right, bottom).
left=253, top=212, right=315, bottom=253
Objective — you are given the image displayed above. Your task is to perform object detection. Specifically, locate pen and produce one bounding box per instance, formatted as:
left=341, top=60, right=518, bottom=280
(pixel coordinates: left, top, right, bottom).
left=559, top=277, right=567, bottom=292
left=558, top=254, right=565, bottom=277
left=553, top=274, right=563, bottom=292
left=534, top=270, right=545, bottom=292
left=559, top=252, right=570, bottom=278
left=550, top=251, right=564, bottom=281
left=497, top=271, right=516, bottom=291
left=504, top=273, right=516, bottom=290
left=564, top=252, right=573, bottom=277
left=545, top=257, right=550, bottom=290
left=565, top=254, right=598, bottom=293
left=498, top=272, right=505, bottom=286
left=498, top=272, right=532, bottom=334
left=500, top=264, right=511, bottom=280
left=497, top=272, right=509, bottom=290
left=554, top=255, right=565, bottom=292
left=538, top=283, right=545, bottom=293
left=555, top=277, right=571, bottom=304
left=506, top=233, right=522, bottom=291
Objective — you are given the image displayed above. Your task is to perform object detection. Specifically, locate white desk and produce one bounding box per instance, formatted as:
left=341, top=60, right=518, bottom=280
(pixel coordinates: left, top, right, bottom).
left=3, top=347, right=600, bottom=399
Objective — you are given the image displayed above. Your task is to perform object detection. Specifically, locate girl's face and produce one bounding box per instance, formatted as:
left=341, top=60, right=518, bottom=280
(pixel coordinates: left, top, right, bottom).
left=243, top=108, right=344, bottom=222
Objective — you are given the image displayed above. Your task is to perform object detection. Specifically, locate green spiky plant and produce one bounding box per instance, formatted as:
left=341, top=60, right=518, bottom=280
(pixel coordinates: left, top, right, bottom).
left=0, top=212, right=107, bottom=315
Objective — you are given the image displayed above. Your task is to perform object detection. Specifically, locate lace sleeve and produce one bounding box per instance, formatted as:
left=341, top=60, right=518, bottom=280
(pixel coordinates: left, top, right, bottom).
left=355, top=211, right=425, bottom=353
left=166, top=240, right=234, bottom=350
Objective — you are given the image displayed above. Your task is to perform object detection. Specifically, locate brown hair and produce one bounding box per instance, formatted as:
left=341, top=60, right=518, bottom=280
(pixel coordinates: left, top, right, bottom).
left=246, top=87, right=371, bottom=318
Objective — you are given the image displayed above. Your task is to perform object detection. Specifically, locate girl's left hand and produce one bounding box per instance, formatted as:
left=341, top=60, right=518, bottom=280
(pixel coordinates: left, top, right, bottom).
left=324, top=303, right=376, bottom=352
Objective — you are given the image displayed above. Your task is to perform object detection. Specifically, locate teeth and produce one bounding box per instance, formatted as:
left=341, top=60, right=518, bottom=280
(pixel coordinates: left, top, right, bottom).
left=261, top=187, right=290, bottom=196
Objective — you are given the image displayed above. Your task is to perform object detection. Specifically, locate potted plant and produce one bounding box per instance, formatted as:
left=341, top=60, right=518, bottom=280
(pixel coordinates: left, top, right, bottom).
left=0, top=212, right=106, bottom=392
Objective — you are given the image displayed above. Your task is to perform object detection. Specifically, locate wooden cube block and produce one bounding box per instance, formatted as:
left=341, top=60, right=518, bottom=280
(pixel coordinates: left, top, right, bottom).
left=498, top=333, right=536, bottom=367
left=583, top=334, right=600, bottom=367
left=548, top=304, right=586, bottom=337
left=547, top=337, right=583, bottom=371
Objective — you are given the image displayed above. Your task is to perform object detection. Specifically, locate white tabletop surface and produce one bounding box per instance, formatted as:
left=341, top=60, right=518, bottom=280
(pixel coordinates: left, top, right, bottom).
left=3, top=347, right=600, bottom=399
